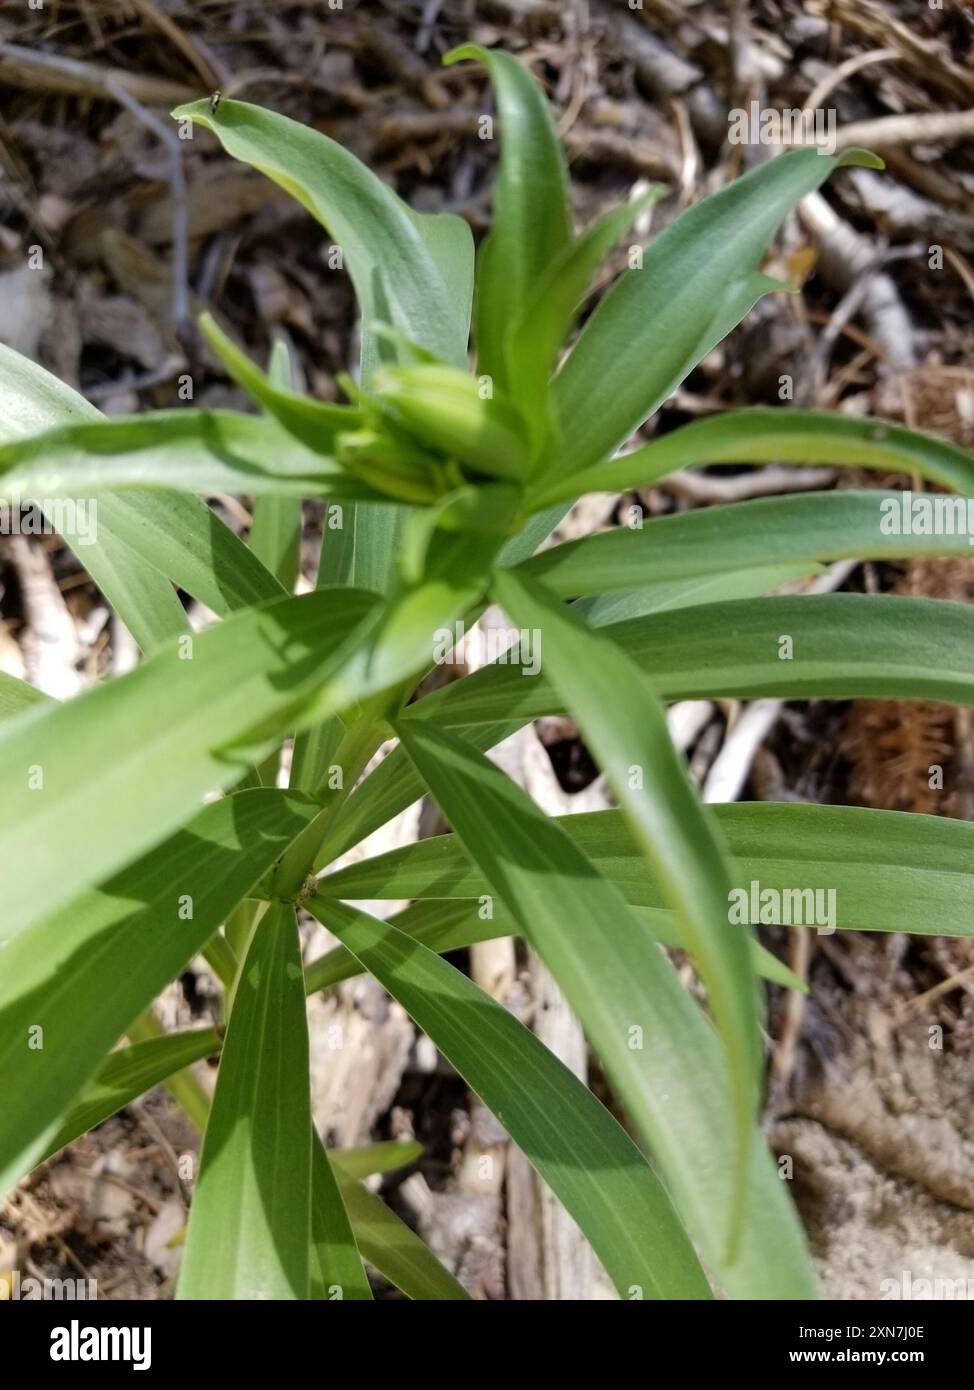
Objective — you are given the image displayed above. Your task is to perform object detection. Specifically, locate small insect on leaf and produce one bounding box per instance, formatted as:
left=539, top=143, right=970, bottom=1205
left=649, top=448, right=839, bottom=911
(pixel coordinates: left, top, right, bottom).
left=210, top=90, right=222, bottom=113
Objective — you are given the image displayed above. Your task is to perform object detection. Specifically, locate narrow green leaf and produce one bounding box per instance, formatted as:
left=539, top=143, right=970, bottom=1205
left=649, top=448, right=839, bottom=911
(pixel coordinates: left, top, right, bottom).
left=0, top=343, right=189, bottom=648
left=396, top=721, right=815, bottom=1297
left=178, top=97, right=475, bottom=597
left=0, top=790, right=318, bottom=1195
left=537, top=407, right=974, bottom=507
left=318, top=799, right=974, bottom=940
left=310, top=1140, right=372, bottom=1301
left=329, top=1141, right=423, bottom=1181
left=516, top=490, right=974, bottom=597
left=330, top=1162, right=470, bottom=1301
left=444, top=45, right=572, bottom=395
left=0, top=409, right=381, bottom=502
left=551, top=149, right=882, bottom=474
left=494, top=568, right=759, bottom=1249
left=0, top=588, right=381, bottom=942
left=199, top=312, right=356, bottom=455
left=510, top=192, right=664, bottom=455
left=34, top=1030, right=220, bottom=1171
left=172, top=98, right=472, bottom=371
left=0, top=344, right=292, bottom=636
left=310, top=872, right=805, bottom=994
left=104, top=489, right=285, bottom=615
left=179, top=903, right=311, bottom=1300
left=397, top=594, right=974, bottom=732
left=574, top=562, right=821, bottom=626
left=311, top=897, right=711, bottom=1300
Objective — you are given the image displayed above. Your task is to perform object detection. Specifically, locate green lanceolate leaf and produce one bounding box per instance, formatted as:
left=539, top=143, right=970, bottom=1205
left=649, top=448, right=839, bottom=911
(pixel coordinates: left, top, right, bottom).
left=0, top=588, right=381, bottom=942
left=536, top=407, right=974, bottom=506
left=397, top=594, right=974, bottom=732
left=0, top=343, right=188, bottom=648
left=0, top=790, right=318, bottom=1196
left=310, top=898, right=711, bottom=1300
left=508, top=191, right=664, bottom=457
left=573, top=563, right=821, bottom=626
left=551, top=149, right=882, bottom=475
left=396, top=720, right=815, bottom=1298
left=445, top=44, right=572, bottom=396
left=0, top=409, right=382, bottom=503
left=0, top=344, right=290, bottom=638
left=172, top=98, right=472, bottom=371
left=329, top=1141, right=423, bottom=1181
left=104, top=489, right=285, bottom=615
left=515, top=490, right=974, bottom=596
left=493, top=568, right=759, bottom=1250
left=34, top=1030, right=220, bottom=1172
left=310, top=1140, right=372, bottom=1301
left=199, top=312, right=357, bottom=456
left=179, top=903, right=312, bottom=1300
left=305, top=896, right=805, bottom=997
left=317, top=801, right=974, bottom=941
left=330, top=1162, right=470, bottom=1301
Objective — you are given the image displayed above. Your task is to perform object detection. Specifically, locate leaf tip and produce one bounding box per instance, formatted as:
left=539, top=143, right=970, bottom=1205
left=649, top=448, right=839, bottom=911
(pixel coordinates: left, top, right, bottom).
left=442, top=43, right=483, bottom=69
left=837, top=146, right=885, bottom=171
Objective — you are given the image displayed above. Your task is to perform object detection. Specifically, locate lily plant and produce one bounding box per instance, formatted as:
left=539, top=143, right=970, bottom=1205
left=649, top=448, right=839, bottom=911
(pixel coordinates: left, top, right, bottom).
left=2, top=46, right=973, bottom=1301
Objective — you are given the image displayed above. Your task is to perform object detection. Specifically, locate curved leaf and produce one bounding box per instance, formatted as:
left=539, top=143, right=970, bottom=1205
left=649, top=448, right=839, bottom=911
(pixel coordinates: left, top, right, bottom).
left=517, top=490, right=974, bottom=595
left=179, top=903, right=311, bottom=1300
left=494, top=567, right=760, bottom=1247
left=105, top=488, right=285, bottom=615
left=0, top=344, right=287, bottom=639
left=199, top=312, right=356, bottom=454
left=402, top=594, right=974, bottom=731
left=395, top=720, right=815, bottom=1298
left=330, top=1161, right=470, bottom=1300
left=305, top=898, right=805, bottom=997
left=310, top=897, right=712, bottom=1300
left=0, top=790, right=319, bottom=1196
left=538, top=407, right=974, bottom=507
left=0, top=343, right=187, bottom=647
left=318, top=802, right=974, bottom=941
left=0, top=409, right=382, bottom=502
left=172, top=98, right=472, bottom=371
left=444, top=45, right=571, bottom=394
left=0, top=588, right=380, bottom=942
left=551, top=149, right=882, bottom=475
left=35, top=1030, right=220, bottom=1172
